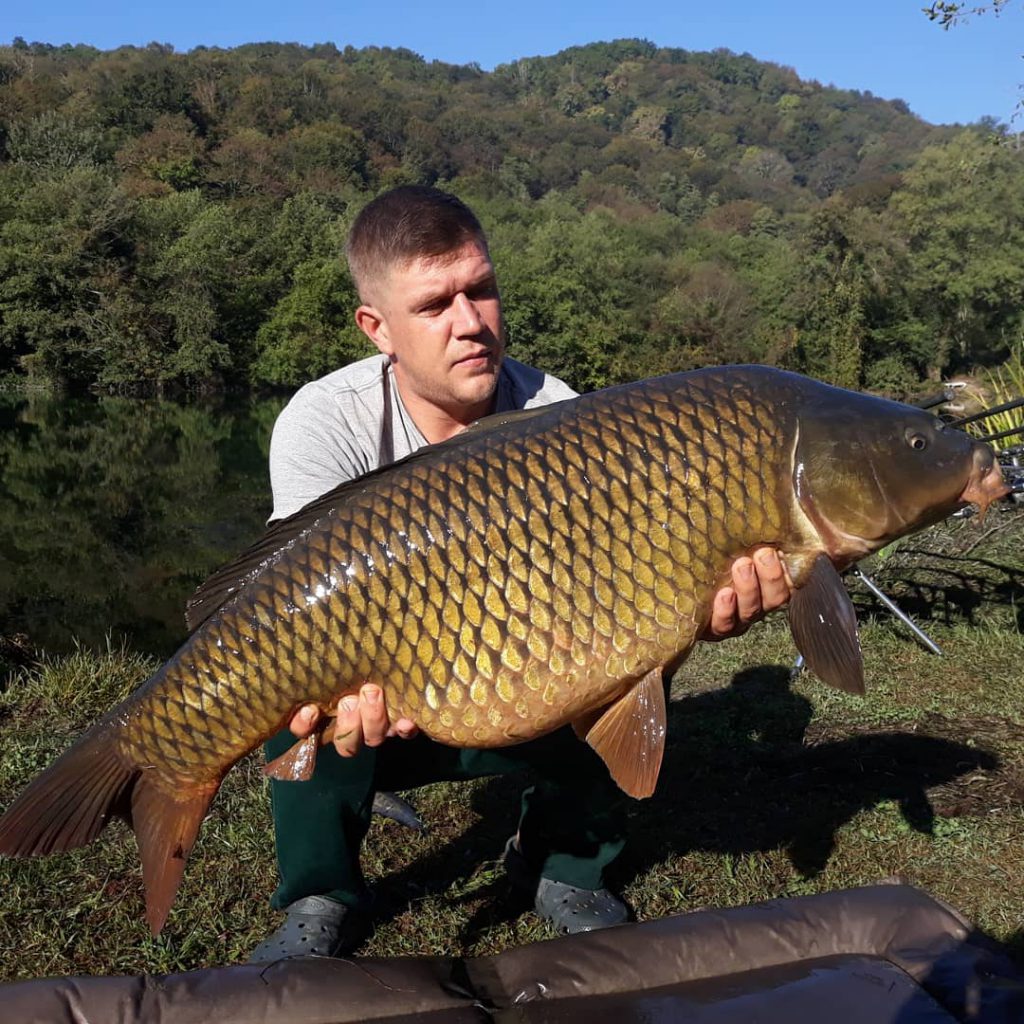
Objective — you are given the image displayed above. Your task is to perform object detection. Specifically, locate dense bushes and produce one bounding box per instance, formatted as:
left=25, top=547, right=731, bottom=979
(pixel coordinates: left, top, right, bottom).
left=0, top=39, right=1020, bottom=394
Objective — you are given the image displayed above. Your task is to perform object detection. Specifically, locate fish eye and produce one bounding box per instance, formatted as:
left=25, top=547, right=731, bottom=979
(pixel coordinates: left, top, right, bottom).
left=906, top=430, right=928, bottom=451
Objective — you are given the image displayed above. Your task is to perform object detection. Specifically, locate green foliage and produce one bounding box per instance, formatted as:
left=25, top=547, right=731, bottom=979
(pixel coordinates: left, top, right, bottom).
left=888, top=131, right=1024, bottom=373
left=6, top=111, right=106, bottom=170
left=0, top=40, right=1019, bottom=392
left=0, top=164, right=133, bottom=383
left=496, top=201, right=658, bottom=390
left=968, top=332, right=1024, bottom=440
left=253, top=258, right=372, bottom=385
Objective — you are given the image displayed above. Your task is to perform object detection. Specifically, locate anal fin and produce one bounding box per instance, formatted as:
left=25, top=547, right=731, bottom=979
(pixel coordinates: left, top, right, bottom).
left=131, top=772, right=220, bottom=935
left=788, top=553, right=864, bottom=695
left=577, top=667, right=667, bottom=799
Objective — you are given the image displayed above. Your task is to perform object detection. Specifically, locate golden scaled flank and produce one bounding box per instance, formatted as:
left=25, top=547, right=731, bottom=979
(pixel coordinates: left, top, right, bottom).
left=122, top=376, right=787, bottom=770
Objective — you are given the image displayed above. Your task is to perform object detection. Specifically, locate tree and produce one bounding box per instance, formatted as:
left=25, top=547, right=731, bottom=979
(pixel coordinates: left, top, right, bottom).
left=889, top=130, right=1024, bottom=372
left=789, top=198, right=923, bottom=389
left=0, top=40, right=1008, bottom=392
left=252, top=258, right=371, bottom=385
left=495, top=202, right=653, bottom=391
left=924, top=1, right=1014, bottom=28
left=0, top=166, right=134, bottom=385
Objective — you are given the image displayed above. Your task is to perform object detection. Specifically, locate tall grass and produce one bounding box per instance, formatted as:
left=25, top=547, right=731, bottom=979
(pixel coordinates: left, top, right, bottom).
left=964, top=335, right=1024, bottom=443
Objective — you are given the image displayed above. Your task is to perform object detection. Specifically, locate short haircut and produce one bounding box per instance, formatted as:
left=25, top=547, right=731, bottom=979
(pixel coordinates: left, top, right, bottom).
left=346, top=186, right=488, bottom=302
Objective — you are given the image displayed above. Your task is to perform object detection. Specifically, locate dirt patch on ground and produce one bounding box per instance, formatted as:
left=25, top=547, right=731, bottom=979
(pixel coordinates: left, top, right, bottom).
left=804, top=711, right=1024, bottom=817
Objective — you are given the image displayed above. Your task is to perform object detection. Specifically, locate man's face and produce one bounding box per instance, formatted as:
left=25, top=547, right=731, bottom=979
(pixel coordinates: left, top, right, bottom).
left=362, top=241, right=505, bottom=421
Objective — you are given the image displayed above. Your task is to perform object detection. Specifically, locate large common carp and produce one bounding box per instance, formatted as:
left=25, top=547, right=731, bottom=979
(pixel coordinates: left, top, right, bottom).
left=0, top=366, right=1008, bottom=933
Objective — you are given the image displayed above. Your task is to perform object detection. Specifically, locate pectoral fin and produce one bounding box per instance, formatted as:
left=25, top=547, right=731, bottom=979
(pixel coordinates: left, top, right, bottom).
left=576, top=667, right=667, bottom=799
left=788, top=553, right=864, bottom=695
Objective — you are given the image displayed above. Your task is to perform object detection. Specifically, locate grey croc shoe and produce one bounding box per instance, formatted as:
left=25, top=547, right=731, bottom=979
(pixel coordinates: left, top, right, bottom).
left=503, top=837, right=630, bottom=934
left=247, top=895, right=366, bottom=962
left=533, top=876, right=630, bottom=934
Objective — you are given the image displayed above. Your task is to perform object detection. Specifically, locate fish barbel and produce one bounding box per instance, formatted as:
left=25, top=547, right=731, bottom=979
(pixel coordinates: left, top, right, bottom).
left=0, top=366, right=1008, bottom=933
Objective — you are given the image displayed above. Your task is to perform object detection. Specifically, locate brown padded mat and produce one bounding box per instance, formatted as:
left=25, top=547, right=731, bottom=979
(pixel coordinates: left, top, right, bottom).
left=4, top=884, right=1023, bottom=1023
left=499, top=956, right=957, bottom=1023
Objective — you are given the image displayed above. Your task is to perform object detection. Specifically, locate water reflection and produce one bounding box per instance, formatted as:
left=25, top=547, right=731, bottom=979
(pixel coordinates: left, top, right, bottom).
left=0, top=392, right=284, bottom=657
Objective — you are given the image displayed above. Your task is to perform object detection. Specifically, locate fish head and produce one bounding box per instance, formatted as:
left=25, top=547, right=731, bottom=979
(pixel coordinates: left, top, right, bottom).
left=794, top=388, right=1009, bottom=564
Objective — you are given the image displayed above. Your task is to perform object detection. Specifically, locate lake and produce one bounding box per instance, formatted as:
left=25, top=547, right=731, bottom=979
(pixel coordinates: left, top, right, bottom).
left=0, top=391, right=288, bottom=658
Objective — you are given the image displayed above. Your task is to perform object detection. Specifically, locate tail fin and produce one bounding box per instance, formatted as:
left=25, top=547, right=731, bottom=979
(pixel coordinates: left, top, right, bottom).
left=0, top=722, right=133, bottom=856
left=0, top=723, right=219, bottom=934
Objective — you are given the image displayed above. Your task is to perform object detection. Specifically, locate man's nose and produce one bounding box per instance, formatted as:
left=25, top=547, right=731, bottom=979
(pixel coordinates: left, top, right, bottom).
left=452, top=292, right=483, bottom=334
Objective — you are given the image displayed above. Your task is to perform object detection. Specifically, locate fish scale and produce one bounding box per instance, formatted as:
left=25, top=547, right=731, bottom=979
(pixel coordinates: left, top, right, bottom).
left=118, top=371, right=790, bottom=772
left=3, top=364, right=1004, bottom=935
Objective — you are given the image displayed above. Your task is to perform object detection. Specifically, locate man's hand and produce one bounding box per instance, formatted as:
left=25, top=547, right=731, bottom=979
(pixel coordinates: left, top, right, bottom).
left=703, top=546, right=792, bottom=641
left=289, top=685, right=418, bottom=758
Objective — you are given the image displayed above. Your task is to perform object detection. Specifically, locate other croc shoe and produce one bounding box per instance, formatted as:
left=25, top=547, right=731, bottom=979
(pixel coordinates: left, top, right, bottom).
left=532, top=876, right=631, bottom=934
left=503, top=837, right=630, bottom=934
left=247, top=895, right=367, bottom=962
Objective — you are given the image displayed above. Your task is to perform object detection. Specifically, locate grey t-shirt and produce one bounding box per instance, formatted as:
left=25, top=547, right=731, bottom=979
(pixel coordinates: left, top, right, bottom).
left=268, top=354, right=578, bottom=521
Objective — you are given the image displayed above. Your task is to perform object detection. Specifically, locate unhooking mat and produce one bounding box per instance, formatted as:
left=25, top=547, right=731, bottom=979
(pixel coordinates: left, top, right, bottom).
left=4, top=883, right=1023, bottom=1022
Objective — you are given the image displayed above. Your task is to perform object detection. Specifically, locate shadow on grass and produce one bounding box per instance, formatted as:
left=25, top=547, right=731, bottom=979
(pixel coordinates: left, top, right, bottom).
left=1003, top=929, right=1024, bottom=966
left=856, top=550, right=1024, bottom=631
left=633, top=666, right=998, bottom=879
left=365, top=664, right=999, bottom=943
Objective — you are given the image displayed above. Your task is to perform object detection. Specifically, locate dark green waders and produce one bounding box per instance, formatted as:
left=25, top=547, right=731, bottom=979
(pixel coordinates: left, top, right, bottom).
left=265, top=725, right=629, bottom=911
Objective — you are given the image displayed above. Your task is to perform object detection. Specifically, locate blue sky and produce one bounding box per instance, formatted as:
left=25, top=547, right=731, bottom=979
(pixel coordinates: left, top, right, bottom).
left=5, top=1, right=1021, bottom=126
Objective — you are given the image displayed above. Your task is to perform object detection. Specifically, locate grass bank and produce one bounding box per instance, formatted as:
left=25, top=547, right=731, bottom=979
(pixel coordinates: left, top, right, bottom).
left=0, top=512, right=1022, bottom=981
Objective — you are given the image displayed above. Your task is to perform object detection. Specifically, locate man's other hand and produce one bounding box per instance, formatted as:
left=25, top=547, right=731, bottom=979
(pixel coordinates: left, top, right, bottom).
left=703, top=546, right=792, bottom=641
left=288, top=685, right=419, bottom=757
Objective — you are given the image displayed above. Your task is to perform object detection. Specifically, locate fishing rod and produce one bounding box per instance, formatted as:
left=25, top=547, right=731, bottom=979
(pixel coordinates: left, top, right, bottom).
left=977, top=422, right=1024, bottom=445
left=913, top=383, right=965, bottom=410
left=851, top=568, right=943, bottom=656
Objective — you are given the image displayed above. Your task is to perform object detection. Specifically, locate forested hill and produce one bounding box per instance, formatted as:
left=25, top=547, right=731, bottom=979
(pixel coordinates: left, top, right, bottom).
left=0, top=38, right=1020, bottom=394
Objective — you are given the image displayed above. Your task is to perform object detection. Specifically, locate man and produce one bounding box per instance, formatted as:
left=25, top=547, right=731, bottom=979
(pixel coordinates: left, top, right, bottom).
left=249, top=186, right=792, bottom=961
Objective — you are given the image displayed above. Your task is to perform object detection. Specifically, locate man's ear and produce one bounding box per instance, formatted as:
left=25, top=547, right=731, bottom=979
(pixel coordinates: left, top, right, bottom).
left=354, top=304, right=392, bottom=357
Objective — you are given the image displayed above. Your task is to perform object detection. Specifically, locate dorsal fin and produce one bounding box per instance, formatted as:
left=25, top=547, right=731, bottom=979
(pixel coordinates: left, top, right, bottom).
left=184, top=402, right=566, bottom=632
left=458, top=405, right=555, bottom=434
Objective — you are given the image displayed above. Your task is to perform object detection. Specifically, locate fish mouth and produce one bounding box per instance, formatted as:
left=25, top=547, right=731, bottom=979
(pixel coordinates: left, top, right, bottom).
left=959, top=450, right=1010, bottom=519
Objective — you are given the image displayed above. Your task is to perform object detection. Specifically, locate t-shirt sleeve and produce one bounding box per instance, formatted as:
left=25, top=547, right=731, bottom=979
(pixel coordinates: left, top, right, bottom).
left=541, top=374, right=579, bottom=401
left=268, top=385, right=373, bottom=522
